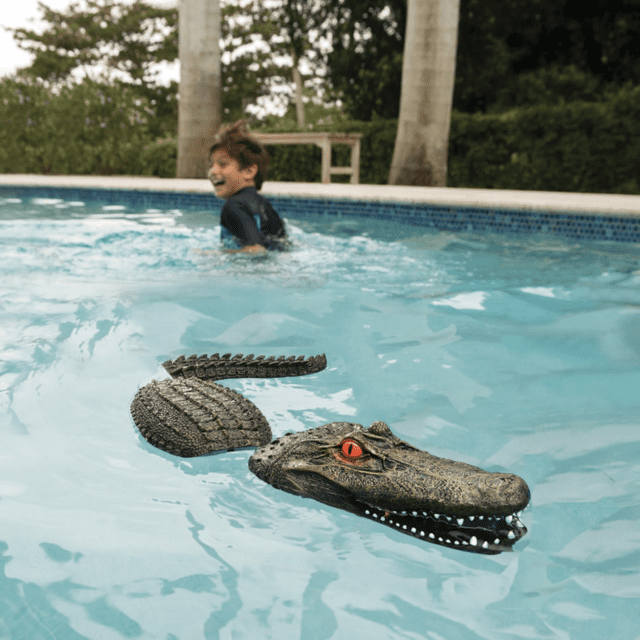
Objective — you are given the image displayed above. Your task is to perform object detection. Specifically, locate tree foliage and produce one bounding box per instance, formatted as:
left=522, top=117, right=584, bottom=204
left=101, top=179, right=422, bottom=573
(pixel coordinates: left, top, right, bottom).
left=11, top=0, right=177, bottom=85
left=220, top=0, right=332, bottom=124
left=455, top=0, right=640, bottom=112
left=324, top=0, right=406, bottom=120
left=0, top=78, right=157, bottom=174
left=324, top=0, right=640, bottom=118
left=10, top=0, right=178, bottom=137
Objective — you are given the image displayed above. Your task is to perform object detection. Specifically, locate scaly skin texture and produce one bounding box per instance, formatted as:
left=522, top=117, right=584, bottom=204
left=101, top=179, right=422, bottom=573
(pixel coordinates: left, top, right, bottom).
left=131, top=378, right=272, bottom=457
left=130, top=353, right=530, bottom=554
left=249, top=421, right=530, bottom=554
left=162, top=352, right=328, bottom=381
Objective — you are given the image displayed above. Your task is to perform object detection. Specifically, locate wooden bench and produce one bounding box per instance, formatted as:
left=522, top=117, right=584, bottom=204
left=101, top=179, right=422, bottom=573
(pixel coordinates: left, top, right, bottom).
left=252, top=132, right=363, bottom=184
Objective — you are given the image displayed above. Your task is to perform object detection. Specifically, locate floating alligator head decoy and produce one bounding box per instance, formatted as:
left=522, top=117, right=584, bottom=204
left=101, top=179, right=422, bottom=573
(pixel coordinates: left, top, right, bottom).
left=131, top=353, right=530, bottom=554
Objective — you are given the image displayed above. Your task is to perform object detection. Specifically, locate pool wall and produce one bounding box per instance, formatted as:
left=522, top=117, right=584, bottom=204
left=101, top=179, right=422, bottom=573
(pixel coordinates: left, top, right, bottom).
left=2, top=175, right=640, bottom=243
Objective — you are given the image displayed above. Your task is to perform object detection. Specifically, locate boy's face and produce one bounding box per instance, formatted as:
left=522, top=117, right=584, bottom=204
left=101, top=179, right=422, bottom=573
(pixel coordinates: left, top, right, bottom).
left=208, top=148, right=257, bottom=199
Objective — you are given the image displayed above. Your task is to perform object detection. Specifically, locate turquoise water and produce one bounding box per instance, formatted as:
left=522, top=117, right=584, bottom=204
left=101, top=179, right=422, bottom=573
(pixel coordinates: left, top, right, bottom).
left=1, top=194, right=639, bottom=640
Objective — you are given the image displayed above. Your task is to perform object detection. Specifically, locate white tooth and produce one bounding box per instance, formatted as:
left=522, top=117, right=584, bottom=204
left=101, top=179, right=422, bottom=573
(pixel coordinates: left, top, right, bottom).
left=420, top=531, right=425, bottom=537
left=412, top=511, right=418, bottom=516
left=423, top=511, right=428, bottom=517
left=469, top=516, right=475, bottom=522
left=482, top=541, right=489, bottom=549
left=373, top=513, right=378, bottom=518
left=401, top=511, right=407, bottom=515
left=479, top=516, right=484, bottom=520
left=462, top=541, right=468, bottom=545
left=446, top=539, right=452, bottom=544
left=494, top=538, right=500, bottom=545
left=396, top=523, right=400, bottom=527
left=365, top=510, right=370, bottom=515
left=429, top=533, right=435, bottom=539
left=402, top=525, right=407, bottom=530
left=411, top=527, right=416, bottom=533
left=470, top=536, right=478, bottom=546
left=438, top=537, right=443, bottom=542
left=434, top=514, right=440, bottom=519
left=505, top=515, right=513, bottom=524
left=454, top=541, right=460, bottom=545
left=380, top=517, right=386, bottom=522
left=446, top=516, right=452, bottom=521
left=517, top=511, right=522, bottom=517
left=388, top=519, right=393, bottom=524
left=457, top=518, right=464, bottom=526
left=508, top=531, right=515, bottom=539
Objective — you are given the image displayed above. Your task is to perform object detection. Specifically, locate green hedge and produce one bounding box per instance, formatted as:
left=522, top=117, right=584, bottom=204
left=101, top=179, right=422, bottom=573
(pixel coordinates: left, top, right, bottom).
left=262, top=87, right=640, bottom=193
left=0, top=79, right=155, bottom=175
left=1, top=78, right=638, bottom=194
left=448, top=86, right=640, bottom=194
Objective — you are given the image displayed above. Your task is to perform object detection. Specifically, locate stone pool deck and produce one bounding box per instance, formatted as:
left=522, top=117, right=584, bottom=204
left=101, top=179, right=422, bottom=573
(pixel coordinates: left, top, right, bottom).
left=1, top=173, right=639, bottom=217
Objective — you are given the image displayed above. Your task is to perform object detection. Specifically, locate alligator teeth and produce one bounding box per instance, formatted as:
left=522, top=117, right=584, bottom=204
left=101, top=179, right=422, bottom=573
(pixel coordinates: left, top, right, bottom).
left=470, top=536, right=478, bottom=546
left=482, top=541, right=489, bottom=549
left=457, top=518, right=464, bottom=526
left=505, top=515, right=513, bottom=524
left=507, top=531, right=515, bottom=539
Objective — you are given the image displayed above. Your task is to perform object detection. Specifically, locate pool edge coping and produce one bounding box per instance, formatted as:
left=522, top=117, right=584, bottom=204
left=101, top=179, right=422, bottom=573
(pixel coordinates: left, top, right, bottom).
left=1, top=173, right=639, bottom=218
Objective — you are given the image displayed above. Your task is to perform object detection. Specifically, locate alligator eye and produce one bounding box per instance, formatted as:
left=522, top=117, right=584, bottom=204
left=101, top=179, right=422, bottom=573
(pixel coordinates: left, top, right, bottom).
left=340, top=439, right=363, bottom=459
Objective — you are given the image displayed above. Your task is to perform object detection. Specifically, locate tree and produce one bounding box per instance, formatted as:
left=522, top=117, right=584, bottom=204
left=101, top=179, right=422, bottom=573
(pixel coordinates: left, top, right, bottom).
left=220, top=0, right=330, bottom=127
left=388, top=0, right=460, bottom=186
left=9, top=0, right=178, bottom=137
left=176, top=0, right=221, bottom=178
left=325, top=0, right=406, bottom=120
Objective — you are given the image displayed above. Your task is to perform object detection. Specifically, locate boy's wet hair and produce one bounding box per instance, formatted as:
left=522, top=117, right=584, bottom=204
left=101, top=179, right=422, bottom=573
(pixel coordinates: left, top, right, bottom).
left=209, top=121, right=270, bottom=190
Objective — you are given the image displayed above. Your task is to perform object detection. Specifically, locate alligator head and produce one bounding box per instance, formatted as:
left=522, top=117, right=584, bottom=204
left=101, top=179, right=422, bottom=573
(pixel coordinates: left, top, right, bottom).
left=249, top=421, right=530, bottom=554
left=130, top=353, right=530, bottom=554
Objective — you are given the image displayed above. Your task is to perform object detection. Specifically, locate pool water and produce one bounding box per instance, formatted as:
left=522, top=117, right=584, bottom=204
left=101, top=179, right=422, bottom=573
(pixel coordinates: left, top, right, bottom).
left=1, top=194, right=639, bottom=640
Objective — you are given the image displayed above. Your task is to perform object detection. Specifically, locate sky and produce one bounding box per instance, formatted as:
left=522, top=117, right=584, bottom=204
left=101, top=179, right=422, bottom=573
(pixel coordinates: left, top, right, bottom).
left=0, top=0, right=177, bottom=80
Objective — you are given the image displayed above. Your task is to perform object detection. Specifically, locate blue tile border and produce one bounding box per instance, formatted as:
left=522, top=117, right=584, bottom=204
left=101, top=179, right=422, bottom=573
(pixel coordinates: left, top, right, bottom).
left=2, top=184, right=640, bottom=244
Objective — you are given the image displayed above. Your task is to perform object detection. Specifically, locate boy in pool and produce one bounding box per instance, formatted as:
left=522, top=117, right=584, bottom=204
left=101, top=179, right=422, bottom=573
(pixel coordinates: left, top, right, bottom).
left=208, top=121, right=287, bottom=253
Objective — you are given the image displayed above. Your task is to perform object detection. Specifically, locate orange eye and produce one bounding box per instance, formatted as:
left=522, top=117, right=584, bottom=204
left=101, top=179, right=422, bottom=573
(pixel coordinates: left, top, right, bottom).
left=341, top=439, right=363, bottom=459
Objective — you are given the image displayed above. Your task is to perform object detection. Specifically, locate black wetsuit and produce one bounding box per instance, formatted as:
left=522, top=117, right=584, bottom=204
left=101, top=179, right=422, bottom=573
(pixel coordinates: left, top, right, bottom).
left=220, top=187, right=286, bottom=250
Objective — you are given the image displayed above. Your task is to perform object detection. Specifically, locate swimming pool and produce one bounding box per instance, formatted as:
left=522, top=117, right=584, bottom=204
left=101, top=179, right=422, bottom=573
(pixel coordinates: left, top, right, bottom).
left=1, top=191, right=639, bottom=639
